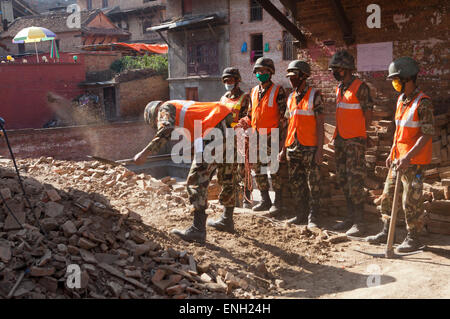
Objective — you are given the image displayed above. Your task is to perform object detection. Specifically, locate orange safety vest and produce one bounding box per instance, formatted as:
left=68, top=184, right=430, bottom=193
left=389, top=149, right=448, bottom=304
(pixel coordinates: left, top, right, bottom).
left=170, top=100, right=231, bottom=142
left=220, top=93, right=246, bottom=128
left=285, top=87, right=317, bottom=147
left=333, top=78, right=366, bottom=139
left=250, top=83, right=281, bottom=134
left=391, top=92, right=432, bottom=165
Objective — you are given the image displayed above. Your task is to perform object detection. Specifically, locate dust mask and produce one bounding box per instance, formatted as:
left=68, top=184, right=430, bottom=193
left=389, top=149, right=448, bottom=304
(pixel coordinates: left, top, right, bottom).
left=225, top=84, right=234, bottom=91
left=392, top=79, right=403, bottom=92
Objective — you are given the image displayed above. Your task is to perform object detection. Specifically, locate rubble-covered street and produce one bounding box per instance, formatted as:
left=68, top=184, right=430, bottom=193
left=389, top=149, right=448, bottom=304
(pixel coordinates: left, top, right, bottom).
left=1, top=157, right=448, bottom=299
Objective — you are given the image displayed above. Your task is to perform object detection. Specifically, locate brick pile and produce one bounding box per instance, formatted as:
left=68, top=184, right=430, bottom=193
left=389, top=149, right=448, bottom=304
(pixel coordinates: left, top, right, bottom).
left=0, top=157, right=248, bottom=299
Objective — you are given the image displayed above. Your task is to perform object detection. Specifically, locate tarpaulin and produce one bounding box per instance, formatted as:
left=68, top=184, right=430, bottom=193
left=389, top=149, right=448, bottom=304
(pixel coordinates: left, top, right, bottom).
left=115, top=43, right=168, bottom=54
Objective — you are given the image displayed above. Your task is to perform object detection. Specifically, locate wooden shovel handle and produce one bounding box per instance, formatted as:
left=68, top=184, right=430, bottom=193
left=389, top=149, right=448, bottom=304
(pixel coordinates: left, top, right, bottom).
left=385, top=169, right=403, bottom=258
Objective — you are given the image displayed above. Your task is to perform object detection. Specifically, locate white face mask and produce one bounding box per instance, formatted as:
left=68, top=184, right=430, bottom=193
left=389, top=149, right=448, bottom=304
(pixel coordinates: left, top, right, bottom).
left=225, top=84, right=235, bottom=91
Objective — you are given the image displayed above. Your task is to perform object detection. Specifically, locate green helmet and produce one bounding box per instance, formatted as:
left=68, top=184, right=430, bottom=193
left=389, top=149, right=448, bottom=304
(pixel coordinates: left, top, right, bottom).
left=286, top=60, right=311, bottom=77
left=387, top=57, right=419, bottom=79
left=144, top=100, right=162, bottom=126
left=222, top=67, right=241, bottom=81
left=253, top=57, right=275, bottom=74
left=328, top=50, right=355, bottom=70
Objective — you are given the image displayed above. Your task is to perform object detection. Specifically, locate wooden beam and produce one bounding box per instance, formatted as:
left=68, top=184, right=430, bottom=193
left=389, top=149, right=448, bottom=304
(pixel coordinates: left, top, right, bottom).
left=255, top=0, right=306, bottom=46
left=329, top=0, right=354, bottom=45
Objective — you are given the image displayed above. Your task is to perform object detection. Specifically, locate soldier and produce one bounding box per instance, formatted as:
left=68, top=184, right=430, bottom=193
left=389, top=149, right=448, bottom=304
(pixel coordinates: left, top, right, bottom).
left=133, top=99, right=237, bottom=242
left=238, top=57, right=287, bottom=217
left=365, top=57, right=433, bottom=252
left=328, top=50, right=373, bottom=237
left=279, top=60, right=324, bottom=228
left=215, top=67, right=253, bottom=209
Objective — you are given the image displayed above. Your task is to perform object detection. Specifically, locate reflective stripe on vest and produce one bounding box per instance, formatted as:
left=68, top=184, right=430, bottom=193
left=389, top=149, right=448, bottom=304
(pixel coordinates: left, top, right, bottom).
left=285, top=87, right=317, bottom=147
left=171, top=100, right=231, bottom=143
left=220, top=94, right=245, bottom=125
left=394, top=93, right=423, bottom=128
left=333, top=78, right=366, bottom=139
left=391, top=91, right=432, bottom=165
left=250, top=84, right=280, bottom=134
left=171, top=100, right=196, bottom=128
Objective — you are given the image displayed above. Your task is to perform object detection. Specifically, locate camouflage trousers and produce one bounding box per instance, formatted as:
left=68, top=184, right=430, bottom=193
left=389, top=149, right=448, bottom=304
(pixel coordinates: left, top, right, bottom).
left=380, top=164, right=425, bottom=232
left=287, top=147, right=321, bottom=210
left=334, top=136, right=367, bottom=206
left=252, top=133, right=282, bottom=192
left=186, top=127, right=237, bottom=211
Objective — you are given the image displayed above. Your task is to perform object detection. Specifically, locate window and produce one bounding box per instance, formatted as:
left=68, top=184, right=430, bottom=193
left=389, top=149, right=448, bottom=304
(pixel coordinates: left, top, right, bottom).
left=182, top=0, right=192, bottom=15
left=142, top=18, right=152, bottom=34
left=86, top=0, right=92, bottom=10
left=102, top=0, right=108, bottom=8
left=250, top=0, right=263, bottom=22
left=18, top=43, right=25, bottom=54
left=185, top=88, right=198, bottom=101
left=250, top=33, right=263, bottom=63
left=282, top=31, right=294, bottom=61
left=187, top=41, right=219, bottom=76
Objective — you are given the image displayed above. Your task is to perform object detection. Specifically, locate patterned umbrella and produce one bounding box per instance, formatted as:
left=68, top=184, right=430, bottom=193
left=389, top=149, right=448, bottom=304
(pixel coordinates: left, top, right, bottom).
left=12, top=26, right=57, bottom=62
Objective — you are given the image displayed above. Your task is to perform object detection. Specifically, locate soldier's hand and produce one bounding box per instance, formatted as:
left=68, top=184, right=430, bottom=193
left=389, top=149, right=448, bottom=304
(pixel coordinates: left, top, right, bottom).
left=133, top=151, right=148, bottom=165
left=315, top=149, right=323, bottom=166
left=237, top=117, right=250, bottom=130
left=396, top=155, right=410, bottom=171
left=385, top=156, right=392, bottom=168
left=278, top=149, right=286, bottom=163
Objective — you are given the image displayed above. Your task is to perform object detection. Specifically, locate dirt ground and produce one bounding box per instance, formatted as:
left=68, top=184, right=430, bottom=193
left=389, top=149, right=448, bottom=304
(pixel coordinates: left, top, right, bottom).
left=2, top=158, right=449, bottom=299
left=135, top=199, right=450, bottom=299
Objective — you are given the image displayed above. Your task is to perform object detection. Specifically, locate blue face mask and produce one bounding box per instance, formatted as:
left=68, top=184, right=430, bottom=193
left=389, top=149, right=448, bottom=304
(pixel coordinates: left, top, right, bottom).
left=225, top=84, right=234, bottom=91
left=256, top=73, right=270, bottom=83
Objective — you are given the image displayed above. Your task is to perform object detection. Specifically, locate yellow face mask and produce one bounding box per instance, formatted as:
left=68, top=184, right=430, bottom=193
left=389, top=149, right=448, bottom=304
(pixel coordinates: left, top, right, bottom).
left=392, top=79, right=403, bottom=92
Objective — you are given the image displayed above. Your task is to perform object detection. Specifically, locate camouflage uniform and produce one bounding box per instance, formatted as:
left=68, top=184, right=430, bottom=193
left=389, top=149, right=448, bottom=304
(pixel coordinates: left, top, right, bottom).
left=334, top=76, right=374, bottom=206
left=144, top=102, right=237, bottom=211
left=219, top=90, right=251, bottom=205
left=247, top=81, right=287, bottom=192
left=286, top=87, right=323, bottom=211
left=380, top=88, right=434, bottom=232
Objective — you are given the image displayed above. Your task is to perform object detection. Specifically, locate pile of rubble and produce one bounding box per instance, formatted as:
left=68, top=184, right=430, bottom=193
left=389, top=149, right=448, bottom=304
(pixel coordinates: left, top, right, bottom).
left=320, top=111, right=450, bottom=235
left=0, top=157, right=246, bottom=299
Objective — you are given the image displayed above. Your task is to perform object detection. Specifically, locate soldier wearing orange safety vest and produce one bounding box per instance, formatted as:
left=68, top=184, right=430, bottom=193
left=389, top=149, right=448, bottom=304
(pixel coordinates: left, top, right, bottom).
left=365, top=57, right=434, bottom=253
left=328, top=50, right=374, bottom=237
left=133, top=100, right=236, bottom=243
left=214, top=68, right=253, bottom=213
left=238, top=57, right=288, bottom=217
left=278, top=60, right=325, bottom=229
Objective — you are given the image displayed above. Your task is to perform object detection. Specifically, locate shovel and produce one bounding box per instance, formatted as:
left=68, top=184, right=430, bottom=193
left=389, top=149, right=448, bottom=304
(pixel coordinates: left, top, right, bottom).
left=355, top=163, right=424, bottom=259
left=86, top=154, right=174, bottom=166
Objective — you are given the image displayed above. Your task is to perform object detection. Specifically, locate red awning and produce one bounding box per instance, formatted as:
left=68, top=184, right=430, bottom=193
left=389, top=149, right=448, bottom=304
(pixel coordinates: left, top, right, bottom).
left=115, top=43, right=168, bottom=54
left=81, top=43, right=168, bottom=55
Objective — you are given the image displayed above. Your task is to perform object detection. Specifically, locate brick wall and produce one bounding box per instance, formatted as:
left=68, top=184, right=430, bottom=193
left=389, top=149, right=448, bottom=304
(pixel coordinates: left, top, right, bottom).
left=229, top=0, right=291, bottom=93
left=0, top=121, right=154, bottom=161
left=119, top=74, right=169, bottom=118
left=84, top=52, right=121, bottom=73
left=292, top=0, right=449, bottom=120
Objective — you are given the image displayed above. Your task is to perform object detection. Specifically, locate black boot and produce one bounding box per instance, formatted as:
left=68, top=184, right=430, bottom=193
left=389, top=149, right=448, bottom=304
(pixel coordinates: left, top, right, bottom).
left=332, top=197, right=354, bottom=231
left=252, top=190, right=272, bottom=211
left=286, top=202, right=308, bottom=225
left=365, top=219, right=389, bottom=244
left=307, top=206, right=320, bottom=229
left=346, top=204, right=365, bottom=237
left=207, top=207, right=235, bottom=233
left=267, top=190, right=283, bottom=217
left=171, top=209, right=207, bottom=243
left=243, top=189, right=252, bottom=209
left=396, top=230, right=424, bottom=253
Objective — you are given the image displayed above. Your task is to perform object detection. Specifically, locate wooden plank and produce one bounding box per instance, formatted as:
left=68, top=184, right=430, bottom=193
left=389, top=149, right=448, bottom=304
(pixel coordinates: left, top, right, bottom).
left=429, top=213, right=450, bottom=223
left=424, top=200, right=450, bottom=216
left=426, top=220, right=450, bottom=235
